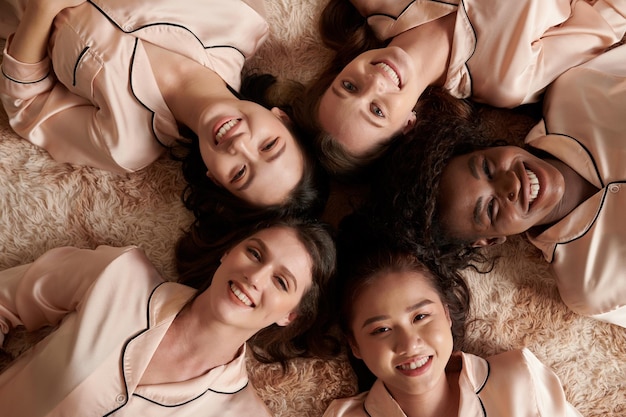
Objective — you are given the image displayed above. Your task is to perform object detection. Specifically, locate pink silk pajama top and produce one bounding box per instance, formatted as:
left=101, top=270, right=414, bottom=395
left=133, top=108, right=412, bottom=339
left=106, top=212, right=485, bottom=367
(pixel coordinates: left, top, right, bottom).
left=0, top=0, right=268, bottom=172
left=351, top=0, right=626, bottom=107
left=0, top=245, right=272, bottom=416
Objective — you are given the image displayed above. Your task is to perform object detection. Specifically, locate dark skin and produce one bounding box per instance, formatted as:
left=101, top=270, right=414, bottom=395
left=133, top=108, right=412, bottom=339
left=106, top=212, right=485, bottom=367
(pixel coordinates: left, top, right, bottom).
left=438, top=146, right=599, bottom=247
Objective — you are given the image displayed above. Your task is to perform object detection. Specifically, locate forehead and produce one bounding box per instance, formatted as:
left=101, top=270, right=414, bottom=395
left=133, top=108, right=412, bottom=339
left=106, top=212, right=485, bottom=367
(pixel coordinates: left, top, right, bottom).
left=240, top=139, right=304, bottom=207
left=318, top=89, right=383, bottom=157
left=352, top=270, right=440, bottom=315
left=438, top=155, right=480, bottom=236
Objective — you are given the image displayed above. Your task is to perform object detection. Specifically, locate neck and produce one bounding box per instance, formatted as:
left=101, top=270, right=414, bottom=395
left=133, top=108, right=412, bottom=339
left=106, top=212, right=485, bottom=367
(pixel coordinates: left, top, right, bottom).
left=174, top=300, right=254, bottom=370
left=389, top=368, right=460, bottom=417
left=389, top=13, right=456, bottom=89
left=143, top=42, right=234, bottom=134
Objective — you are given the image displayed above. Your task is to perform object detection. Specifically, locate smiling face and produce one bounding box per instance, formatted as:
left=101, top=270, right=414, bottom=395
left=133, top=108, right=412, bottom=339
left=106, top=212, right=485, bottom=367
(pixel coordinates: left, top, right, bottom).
left=317, top=46, right=420, bottom=157
left=201, top=226, right=313, bottom=332
left=438, top=146, right=565, bottom=247
left=349, top=270, right=453, bottom=398
left=198, top=100, right=305, bottom=207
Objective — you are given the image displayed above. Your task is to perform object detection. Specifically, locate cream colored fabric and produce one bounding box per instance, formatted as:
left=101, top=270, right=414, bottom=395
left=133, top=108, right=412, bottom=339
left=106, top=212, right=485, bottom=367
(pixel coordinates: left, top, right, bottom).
left=323, top=350, right=581, bottom=417
left=0, top=0, right=268, bottom=172
left=353, top=0, right=626, bottom=107
left=525, top=44, right=626, bottom=327
left=0, top=245, right=272, bottom=417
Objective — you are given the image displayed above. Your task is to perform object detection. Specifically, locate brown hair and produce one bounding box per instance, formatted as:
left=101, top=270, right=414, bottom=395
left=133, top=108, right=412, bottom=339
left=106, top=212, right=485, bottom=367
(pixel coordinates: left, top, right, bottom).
left=334, top=211, right=470, bottom=390
left=175, top=216, right=338, bottom=367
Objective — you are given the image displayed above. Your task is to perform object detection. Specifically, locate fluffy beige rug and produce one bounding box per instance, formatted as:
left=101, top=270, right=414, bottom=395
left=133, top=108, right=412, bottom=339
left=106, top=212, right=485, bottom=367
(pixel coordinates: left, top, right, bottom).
left=1, top=1, right=625, bottom=416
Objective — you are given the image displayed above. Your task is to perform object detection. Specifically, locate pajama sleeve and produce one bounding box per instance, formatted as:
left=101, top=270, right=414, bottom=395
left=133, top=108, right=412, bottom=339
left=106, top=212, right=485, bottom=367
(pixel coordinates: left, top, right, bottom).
left=0, top=245, right=137, bottom=347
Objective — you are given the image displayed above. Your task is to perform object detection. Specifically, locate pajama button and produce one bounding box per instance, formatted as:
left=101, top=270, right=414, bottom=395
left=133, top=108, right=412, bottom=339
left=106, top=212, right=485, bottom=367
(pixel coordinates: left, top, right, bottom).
left=609, top=184, right=620, bottom=193
left=116, top=394, right=126, bottom=403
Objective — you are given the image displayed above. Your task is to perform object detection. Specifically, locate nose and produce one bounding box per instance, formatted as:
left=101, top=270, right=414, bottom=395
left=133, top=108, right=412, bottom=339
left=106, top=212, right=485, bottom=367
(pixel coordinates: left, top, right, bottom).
left=496, top=170, right=520, bottom=203
left=246, top=263, right=272, bottom=289
left=226, top=132, right=255, bottom=159
left=360, top=70, right=387, bottom=96
left=394, top=327, right=421, bottom=355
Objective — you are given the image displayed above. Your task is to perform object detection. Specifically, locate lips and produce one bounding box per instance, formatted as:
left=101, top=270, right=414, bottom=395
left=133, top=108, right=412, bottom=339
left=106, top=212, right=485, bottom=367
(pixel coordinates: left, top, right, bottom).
left=374, top=61, right=401, bottom=87
left=214, top=118, right=241, bottom=144
left=526, top=168, right=540, bottom=205
left=229, top=281, right=255, bottom=307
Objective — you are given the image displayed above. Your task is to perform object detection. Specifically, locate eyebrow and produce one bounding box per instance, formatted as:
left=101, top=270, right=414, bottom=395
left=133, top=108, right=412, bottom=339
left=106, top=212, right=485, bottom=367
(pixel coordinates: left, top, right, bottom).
left=360, top=299, right=434, bottom=329
left=331, top=85, right=383, bottom=128
left=250, top=237, right=298, bottom=291
left=468, top=155, right=485, bottom=227
left=237, top=142, right=287, bottom=192
left=468, top=155, right=480, bottom=179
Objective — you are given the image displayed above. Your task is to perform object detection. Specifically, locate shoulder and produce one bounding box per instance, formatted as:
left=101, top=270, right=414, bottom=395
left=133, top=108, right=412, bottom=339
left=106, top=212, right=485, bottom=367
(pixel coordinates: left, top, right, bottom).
left=481, top=349, right=579, bottom=416
left=85, top=245, right=165, bottom=293
left=323, top=392, right=368, bottom=417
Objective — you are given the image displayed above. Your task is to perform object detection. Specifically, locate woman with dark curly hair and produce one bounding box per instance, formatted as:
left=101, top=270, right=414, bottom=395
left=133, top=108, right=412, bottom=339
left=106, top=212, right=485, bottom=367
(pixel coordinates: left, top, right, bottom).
left=323, top=213, right=580, bottom=417
left=291, top=0, right=626, bottom=180
left=370, top=43, right=626, bottom=328
left=0, top=216, right=337, bottom=416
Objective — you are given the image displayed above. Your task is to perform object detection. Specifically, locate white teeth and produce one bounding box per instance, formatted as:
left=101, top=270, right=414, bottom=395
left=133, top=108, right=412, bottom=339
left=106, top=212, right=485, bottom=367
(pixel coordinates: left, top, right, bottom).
left=526, top=169, right=540, bottom=204
left=216, top=119, right=239, bottom=142
left=397, top=356, right=429, bottom=371
left=375, top=62, right=400, bottom=87
left=230, top=282, right=253, bottom=306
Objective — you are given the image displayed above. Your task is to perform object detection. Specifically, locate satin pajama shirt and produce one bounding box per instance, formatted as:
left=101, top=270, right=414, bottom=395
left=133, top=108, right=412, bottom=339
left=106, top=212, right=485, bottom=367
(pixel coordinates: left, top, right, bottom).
left=323, top=349, right=580, bottom=417
left=0, top=0, right=268, bottom=172
left=0, top=245, right=272, bottom=416
left=351, top=0, right=626, bottom=107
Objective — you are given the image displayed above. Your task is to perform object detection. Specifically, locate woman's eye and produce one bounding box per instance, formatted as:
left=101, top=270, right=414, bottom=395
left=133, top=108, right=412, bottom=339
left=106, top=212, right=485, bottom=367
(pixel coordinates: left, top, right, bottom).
left=261, top=138, right=278, bottom=152
left=246, top=247, right=261, bottom=261
left=232, top=166, right=246, bottom=182
left=275, top=276, right=288, bottom=291
left=342, top=80, right=357, bottom=92
left=370, top=103, right=384, bottom=118
left=487, top=198, right=495, bottom=223
left=482, top=158, right=492, bottom=179
left=413, top=314, right=427, bottom=322
left=371, top=326, right=391, bottom=335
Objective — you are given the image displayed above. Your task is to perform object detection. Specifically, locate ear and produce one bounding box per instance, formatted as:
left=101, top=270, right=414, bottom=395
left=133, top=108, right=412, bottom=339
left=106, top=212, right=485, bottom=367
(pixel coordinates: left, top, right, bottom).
left=220, top=251, right=229, bottom=263
left=275, top=311, right=297, bottom=327
left=348, top=336, right=362, bottom=359
left=271, top=107, right=291, bottom=124
left=205, top=169, right=220, bottom=185
left=401, top=110, right=417, bottom=135
left=471, top=236, right=507, bottom=248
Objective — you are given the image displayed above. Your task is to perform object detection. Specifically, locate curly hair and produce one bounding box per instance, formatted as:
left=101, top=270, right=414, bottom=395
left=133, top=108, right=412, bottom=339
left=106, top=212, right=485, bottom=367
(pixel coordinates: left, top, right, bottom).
left=334, top=211, right=471, bottom=389
left=366, top=110, right=507, bottom=272
left=175, top=216, right=338, bottom=368
left=169, top=74, right=329, bottom=241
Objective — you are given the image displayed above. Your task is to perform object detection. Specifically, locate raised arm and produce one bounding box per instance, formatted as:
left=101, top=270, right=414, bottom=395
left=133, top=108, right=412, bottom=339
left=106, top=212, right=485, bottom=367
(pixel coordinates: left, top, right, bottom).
left=7, top=0, right=86, bottom=63
left=0, top=246, right=135, bottom=347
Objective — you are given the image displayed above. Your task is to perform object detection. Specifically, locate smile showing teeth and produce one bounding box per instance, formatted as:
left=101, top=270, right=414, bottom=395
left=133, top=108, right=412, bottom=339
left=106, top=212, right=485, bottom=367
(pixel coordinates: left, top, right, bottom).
left=375, top=62, right=400, bottom=87
left=526, top=168, right=540, bottom=204
left=230, top=282, right=253, bottom=307
left=216, top=119, right=240, bottom=142
left=397, top=356, right=429, bottom=371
